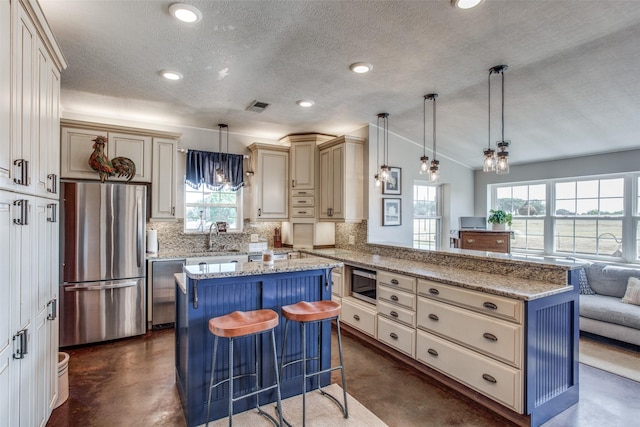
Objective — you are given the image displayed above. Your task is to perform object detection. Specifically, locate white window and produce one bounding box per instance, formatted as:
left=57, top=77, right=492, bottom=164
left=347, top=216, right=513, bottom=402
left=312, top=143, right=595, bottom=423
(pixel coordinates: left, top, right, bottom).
left=413, top=183, right=440, bottom=250
left=554, top=178, right=623, bottom=258
left=495, top=183, right=546, bottom=252
left=184, top=184, right=243, bottom=233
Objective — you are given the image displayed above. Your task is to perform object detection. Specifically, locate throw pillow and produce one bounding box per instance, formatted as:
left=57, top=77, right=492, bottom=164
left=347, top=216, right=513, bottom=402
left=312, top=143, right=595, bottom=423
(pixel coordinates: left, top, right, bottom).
left=621, top=276, right=640, bottom=306
left=578, top=268, right=595, bottom=295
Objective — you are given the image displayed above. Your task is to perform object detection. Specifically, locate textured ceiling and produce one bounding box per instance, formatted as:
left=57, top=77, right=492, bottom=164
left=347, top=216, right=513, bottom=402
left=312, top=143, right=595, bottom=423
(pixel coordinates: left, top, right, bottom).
left=40, top=0, right=640, bottom=168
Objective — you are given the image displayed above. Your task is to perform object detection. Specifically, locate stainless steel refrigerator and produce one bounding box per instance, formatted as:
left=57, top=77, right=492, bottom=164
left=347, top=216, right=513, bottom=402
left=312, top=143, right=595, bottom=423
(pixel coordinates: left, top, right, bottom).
left=60, top=181, right=146, bottom=347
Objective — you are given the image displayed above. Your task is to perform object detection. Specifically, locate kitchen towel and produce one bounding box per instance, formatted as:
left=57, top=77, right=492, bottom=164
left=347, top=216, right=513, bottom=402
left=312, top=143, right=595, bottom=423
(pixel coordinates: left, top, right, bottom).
left=146, top=229, right=158, bottom=253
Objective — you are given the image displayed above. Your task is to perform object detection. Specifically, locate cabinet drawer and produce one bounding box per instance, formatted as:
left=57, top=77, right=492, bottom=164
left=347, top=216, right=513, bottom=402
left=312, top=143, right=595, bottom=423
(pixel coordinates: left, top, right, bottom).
left=291, top=207, right=315, bottom=218
left=377, top=300, right=415, bottom=328
left=292, top=189, right=315, bottom=197
left=292, top=196, right=315, bottom=207
left=331, top=270, right=343, bottom=297
left=417, top=297, right=522, bottom=367
left=341, top=297, right=377, bottom=337
left=459, top=231, right=510, bottom=253
left=377, top=316, right=416, bottom=358
left=377, top=284, right=416, bottom=311
left=377, top=270, right=416, bottom=293
left=417, top=279, right=523, bottom=324
left=416, top=330, right=522, bottom=412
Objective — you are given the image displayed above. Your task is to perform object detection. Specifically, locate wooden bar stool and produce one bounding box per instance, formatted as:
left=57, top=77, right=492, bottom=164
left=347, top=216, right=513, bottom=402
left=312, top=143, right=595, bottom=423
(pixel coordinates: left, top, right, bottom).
left=206, top=309, right=284, bottom=427
left=280, top=300, right=348, bottom=426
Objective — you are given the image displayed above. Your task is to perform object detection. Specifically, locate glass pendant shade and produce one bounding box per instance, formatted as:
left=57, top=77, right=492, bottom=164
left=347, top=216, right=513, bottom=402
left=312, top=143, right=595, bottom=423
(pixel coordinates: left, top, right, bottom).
left=217, top=123, right=229, bottom=184
left=215, top=168, right=224, bottom=182
left=420, top=156, right=429, bottom=174
left=484, top=65, right=510, bottom=174
left=483, top=148, right=495, bottom=172
left=374, top=174, right=382, bottom=187
left=429, top=160, right=440, bottom=182
left=375, top=113, right=390, bottom=187
left=496, top=141, right=509, bottom=174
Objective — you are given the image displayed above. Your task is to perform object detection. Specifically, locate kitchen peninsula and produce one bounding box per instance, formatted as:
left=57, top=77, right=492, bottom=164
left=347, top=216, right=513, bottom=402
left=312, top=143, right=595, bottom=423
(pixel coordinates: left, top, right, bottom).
left=175, top=256, right=343, bottom=426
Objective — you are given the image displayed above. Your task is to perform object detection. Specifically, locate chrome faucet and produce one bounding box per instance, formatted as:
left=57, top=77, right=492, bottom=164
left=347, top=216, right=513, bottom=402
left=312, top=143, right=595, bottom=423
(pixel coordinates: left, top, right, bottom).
left=209, top=222, right=219, bottom=250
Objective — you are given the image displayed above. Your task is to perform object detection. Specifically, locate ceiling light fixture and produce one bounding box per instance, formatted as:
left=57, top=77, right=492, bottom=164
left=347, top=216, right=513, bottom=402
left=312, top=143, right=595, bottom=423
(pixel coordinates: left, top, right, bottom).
left=483, top=64, right=511, bottom=175
left=374, top=113, right=390, bottom=188
left=451, top=0, right=484, bottom=10
left=419, top=96, right=429, bottom=175
left=350, top=62, right=373, bottom=74
left=425, top=94, right=440, bottom=182
left=169, top=3, right=202, bottom=23
left=296, top=99, right=315, bottom=108
left=160, top=70, right=183, bottom=80
left=216, top=124, right=229, bottom=186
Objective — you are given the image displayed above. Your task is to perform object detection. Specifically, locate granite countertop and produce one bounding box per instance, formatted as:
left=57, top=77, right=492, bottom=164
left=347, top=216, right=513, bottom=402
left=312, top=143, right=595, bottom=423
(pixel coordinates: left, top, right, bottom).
left=304, top=248, right=573, bottom=301
left=174, top=273, right=186, bottom=294
left=147, top=249, right=293, bottom=260
left=183, top=255, right=343, bottom=280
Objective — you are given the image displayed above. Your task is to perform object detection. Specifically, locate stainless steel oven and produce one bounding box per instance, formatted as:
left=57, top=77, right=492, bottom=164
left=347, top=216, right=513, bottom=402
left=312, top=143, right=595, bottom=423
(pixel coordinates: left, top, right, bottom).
left=351, top=268, right=377, bottom=304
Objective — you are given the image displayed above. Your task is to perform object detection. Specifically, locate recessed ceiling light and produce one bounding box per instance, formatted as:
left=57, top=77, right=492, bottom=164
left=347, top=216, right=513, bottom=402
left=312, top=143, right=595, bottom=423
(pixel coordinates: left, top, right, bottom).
left=169, top=3, right=202, bottom=23
left=296, top=100, right=315, bottom=108
left=451, top=0, right=484, bottom=10
left=350, top=62, right=373, bottom=74
left=160, top=70, right=183, bottom=80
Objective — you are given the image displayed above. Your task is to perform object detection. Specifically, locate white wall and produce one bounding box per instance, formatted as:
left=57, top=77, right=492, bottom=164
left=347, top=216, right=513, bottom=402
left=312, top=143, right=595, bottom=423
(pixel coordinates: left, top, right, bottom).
left=366, top=124, right=475, bottom=248
left=474, top=148, right=640, bottom=215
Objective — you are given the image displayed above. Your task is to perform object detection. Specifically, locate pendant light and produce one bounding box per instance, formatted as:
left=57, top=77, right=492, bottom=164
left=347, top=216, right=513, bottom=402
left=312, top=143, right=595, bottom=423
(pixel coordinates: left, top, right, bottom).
left=216, top=124, right=229, bottom=185
left=425, top=94, right=440, bottom=182
left=374, top=113, right=390, bottom=187
left=419, top=96, right=429, bottom=174
left=483, top=64, right=510, bottom=174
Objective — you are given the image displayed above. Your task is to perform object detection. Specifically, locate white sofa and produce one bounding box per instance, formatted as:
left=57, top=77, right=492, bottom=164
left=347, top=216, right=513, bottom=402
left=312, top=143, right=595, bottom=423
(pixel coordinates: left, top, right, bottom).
left=579, top=263, right=640, bottom=346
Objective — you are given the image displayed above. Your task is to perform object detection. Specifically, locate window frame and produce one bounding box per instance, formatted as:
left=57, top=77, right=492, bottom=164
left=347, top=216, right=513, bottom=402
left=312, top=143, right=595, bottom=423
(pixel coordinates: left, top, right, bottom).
left=183, top=183, right=244, bottom=234
left=413, top=181, right=442, bottom=251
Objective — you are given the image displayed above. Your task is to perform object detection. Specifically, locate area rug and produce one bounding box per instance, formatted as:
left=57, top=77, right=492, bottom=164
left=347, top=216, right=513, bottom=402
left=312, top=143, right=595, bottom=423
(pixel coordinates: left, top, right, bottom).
left=206, top=383, right=387, bottom=426
left=579, top=338, right=640, bottom=383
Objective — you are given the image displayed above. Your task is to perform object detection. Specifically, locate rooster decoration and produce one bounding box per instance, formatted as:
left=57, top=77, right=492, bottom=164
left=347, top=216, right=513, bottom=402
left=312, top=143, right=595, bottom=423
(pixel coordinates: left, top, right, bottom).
left=88, top=136, right=136, bottom=183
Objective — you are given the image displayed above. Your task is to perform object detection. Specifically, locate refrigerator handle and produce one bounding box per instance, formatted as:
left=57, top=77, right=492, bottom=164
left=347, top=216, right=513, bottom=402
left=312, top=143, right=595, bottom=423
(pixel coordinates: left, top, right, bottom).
left=137, top=192, right=144, bottom=268
left=64, top=281, right=138, bottom=291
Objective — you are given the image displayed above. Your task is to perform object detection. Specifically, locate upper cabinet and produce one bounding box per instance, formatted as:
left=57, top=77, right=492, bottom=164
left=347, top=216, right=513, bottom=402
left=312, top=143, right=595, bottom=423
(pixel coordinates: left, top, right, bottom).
left=0, top=0, right=11, bottom=190
left=248, top=143, right=289, bottom=221
left=60, top=122, right=155, bottom=183
left=318, top=135, right=364, bottom=222
left=151, top=138, right=177, bottom=220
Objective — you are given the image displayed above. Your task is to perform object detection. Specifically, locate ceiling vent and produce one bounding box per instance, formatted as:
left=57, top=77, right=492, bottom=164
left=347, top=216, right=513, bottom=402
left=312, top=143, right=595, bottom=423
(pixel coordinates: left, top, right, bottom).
left=246, top=100, right=270, bottom=113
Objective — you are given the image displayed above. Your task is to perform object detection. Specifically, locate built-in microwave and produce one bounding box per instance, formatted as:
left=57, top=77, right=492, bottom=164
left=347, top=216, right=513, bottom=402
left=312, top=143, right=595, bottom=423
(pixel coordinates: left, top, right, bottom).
left=351, top=268, right=377, bottom=304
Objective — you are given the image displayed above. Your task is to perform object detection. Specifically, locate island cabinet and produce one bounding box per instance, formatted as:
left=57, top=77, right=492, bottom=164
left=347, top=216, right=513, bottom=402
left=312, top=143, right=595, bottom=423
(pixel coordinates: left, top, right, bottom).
left=318, top=135, right=364, bottom=222
left=176, top=263, right=337, bottom=426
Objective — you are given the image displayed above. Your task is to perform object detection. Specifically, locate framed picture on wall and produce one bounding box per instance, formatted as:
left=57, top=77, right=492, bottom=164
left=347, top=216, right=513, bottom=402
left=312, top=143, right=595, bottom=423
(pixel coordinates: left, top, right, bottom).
left=383, top=167, right=401, bottom=195
left=382, top=198, right=402, bottom=226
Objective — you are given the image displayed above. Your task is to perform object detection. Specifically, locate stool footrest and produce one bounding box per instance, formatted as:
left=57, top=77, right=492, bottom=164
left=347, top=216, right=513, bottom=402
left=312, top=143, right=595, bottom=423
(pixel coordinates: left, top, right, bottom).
left=231, top=382, right=279, bottom=403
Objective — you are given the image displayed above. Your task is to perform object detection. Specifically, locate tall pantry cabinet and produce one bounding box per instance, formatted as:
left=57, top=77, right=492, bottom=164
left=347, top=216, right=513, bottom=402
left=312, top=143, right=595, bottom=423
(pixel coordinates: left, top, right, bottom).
left=0, top=1, right=66, bottom=426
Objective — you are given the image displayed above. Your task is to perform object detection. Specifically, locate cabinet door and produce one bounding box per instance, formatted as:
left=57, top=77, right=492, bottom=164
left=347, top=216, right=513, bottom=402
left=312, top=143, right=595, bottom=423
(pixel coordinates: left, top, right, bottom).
left=0, top=0, right=12, bottom=190
left=109, top=132, right=152, bottom=182
left=33, top=38, right=52, bottom=198
left=318, top=148, right=332, bottom=219
left=151, top=138, right=177, bottom=219
left=60, top=127, right=103, bottom=179
left=290, top=141, right=315, bottom=190
left=11, top=2, right=36, bottom=194
left=319, top=145, right=344, bottom=220
left=256, top=149, right=288, bottom=219
left=0, top=191, right=14, bottom=425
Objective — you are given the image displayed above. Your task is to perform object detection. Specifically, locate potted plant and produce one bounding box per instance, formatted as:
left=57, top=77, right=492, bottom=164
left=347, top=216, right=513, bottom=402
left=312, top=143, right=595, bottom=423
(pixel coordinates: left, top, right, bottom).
left=488, top=209, right=512, bottom=230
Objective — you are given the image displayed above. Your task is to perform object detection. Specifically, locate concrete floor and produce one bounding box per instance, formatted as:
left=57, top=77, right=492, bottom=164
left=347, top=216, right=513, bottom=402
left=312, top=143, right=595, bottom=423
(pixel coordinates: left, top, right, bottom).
left=47, top=328, right=640, bottom=427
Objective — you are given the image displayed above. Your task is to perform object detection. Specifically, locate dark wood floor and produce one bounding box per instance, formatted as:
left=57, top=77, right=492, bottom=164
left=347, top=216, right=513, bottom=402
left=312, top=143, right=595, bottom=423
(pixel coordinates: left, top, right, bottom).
left=47, top=328, right=640, bottom=426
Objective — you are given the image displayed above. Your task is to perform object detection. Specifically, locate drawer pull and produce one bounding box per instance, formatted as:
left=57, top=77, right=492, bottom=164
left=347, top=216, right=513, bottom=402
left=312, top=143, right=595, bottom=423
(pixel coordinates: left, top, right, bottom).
left=390, top=311, right=399, bottom=318
left=428, top=313, right=439, bottom=321
left=496, top=240, right=504, bottom=244
left=466, top=239, right=475, bottom=243
left=427, top=348, right=438, bottom=357
left=299, top=200, right=307, bottom=203
left=353, top=314, right=360, bottom=321
left=483, top=332, right=498, bottom=341
left=299, top=211, right=307, bottom=214
left=428, top=288, right=440, bottom=295
left=390, top=295, right=399, bottom=302
left=390, top=279, right=399, bottom=285
left=482, top=373, right=497, bottom=384
left=483, top=302, right=498, bottom=310
left=389, top=332, right=398, bottom=340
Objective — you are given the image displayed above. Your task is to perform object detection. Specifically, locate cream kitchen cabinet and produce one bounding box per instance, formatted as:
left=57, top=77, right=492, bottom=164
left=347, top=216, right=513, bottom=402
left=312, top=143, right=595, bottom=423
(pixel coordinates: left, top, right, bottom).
left=248, top=143, right=289, bottom=220
left=150, top=138, right=177, bottom=220
left=60, top=124, right=152, bottom=182
left=0, top=0, right=12, bottom=190
left=318, top=135, right=364, bottom=222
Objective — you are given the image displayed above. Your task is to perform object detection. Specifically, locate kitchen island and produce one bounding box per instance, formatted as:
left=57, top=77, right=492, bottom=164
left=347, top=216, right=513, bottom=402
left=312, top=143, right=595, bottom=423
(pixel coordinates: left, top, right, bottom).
left=175, top=256, right=343, bottom=427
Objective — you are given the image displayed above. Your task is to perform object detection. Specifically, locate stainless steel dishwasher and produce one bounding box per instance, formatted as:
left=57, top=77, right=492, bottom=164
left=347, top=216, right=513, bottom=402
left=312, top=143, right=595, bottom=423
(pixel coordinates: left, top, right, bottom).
left=151, top=259, right=185, bottom=328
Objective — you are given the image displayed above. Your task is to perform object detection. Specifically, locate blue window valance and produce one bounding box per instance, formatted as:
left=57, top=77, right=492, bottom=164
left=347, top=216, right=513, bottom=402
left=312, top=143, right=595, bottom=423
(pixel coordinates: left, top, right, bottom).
left=185, top=150, right=244, bottom=191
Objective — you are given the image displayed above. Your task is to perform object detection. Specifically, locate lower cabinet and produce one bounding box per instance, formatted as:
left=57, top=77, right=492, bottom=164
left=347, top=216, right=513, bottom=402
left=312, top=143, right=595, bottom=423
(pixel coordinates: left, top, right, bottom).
left=341, top=297, right=377, bottom=337
left=377, top=316, right=415, bottom=358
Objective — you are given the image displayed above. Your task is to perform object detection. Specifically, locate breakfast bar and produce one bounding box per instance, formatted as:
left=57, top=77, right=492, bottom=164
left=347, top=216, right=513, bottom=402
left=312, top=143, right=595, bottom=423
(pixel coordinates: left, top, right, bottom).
left=175, top=256, right=343, bottom=426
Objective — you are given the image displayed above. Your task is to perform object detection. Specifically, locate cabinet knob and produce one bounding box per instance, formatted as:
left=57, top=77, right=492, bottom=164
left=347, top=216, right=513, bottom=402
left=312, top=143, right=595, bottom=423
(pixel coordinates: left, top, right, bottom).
left=427, top=348, right=438, bottom=357
left=390, top=279, right=399, bottom=285
left=466, top=239, right=475, bottom=243
left=353, top=314, right=360, bottom=321
left=482, top=373, right=497, bottom=384
left=428, top=313, right=439, bottom=321
left=390, top=295, right=399, bottom=302
left=483, top=301, right=498, bottom=310
left=496, top=240, right=504, bottom=244
left=428, top=288, right=439, bottom=295
left=483, top=332, right=498, bottom=341
left=389, top=332, right=398, bottom=340
left=390, top=311, right=399, bottom=318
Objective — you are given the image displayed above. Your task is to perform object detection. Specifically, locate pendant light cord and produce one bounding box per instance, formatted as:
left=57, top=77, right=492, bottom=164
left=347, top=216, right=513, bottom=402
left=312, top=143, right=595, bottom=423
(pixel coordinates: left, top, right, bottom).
left=488, top=70, right=491, bottom=150
left=423, top=97, right=427, bottom=157
left=432, top=95, right=437, bottom=160
left=501, top=69, right=505, bottom=143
